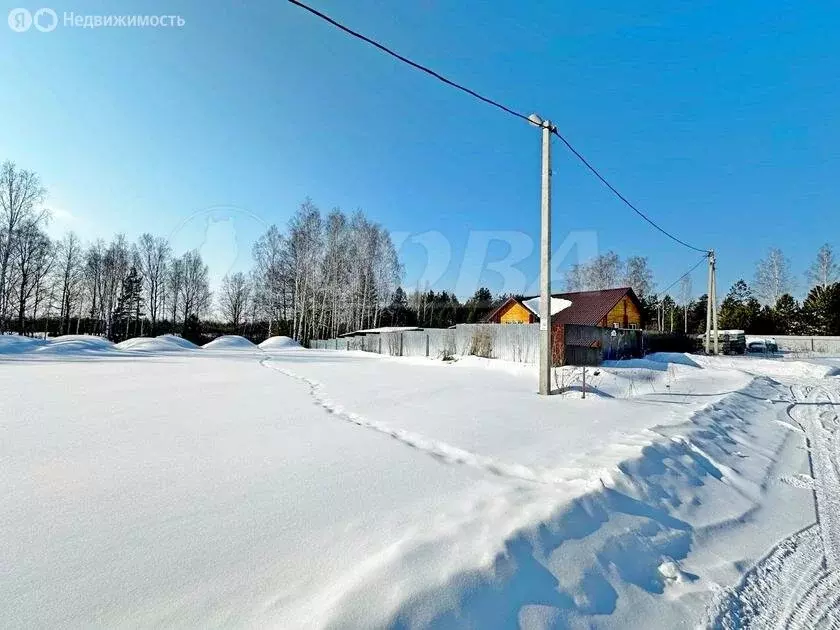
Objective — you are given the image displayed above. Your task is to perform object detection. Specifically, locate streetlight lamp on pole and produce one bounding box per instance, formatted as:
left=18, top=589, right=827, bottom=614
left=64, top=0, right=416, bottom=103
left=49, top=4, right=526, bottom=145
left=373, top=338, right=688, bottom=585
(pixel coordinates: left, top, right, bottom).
left=530, top=114, right=553, bottom=395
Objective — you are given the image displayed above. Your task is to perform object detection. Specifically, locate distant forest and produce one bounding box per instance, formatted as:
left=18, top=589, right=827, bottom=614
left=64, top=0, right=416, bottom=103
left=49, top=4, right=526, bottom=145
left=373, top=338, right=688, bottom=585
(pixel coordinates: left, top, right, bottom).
left=2, top=160, right=837, bottom=344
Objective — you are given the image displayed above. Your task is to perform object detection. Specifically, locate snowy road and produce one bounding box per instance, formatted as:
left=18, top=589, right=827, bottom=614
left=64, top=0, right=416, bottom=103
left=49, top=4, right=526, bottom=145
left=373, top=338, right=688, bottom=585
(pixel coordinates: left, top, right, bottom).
left=708, top=378, right=840, bottom=630
left=3, top=338, right=840, bottom=628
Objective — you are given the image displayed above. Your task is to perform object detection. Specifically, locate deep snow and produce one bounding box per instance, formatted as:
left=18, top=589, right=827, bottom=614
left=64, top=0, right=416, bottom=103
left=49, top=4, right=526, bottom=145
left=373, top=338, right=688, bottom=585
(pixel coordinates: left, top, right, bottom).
left=1, top=344, right=837, bottom=628
left=258, top=335, right=301, bottom=350
left=116, top=335, right=199, bottom=352
left=202, top=334, right=258, bottom=350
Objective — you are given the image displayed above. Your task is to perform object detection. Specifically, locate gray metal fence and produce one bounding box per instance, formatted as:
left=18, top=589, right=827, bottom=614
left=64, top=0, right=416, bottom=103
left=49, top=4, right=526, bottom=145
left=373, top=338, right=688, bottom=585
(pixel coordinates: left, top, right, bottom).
left=310, top=323, right=644, bottom=365
left=770, top=335, right=840, bottom=354
left=310, top=323, right=540, bottom=363
left=311, top=332, right=840, bottom=359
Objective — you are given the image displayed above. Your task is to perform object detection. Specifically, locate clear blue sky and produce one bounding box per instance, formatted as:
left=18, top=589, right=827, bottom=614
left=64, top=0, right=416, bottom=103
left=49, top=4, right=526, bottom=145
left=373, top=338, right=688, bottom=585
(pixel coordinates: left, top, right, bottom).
left=2, top=0, right=838, bottom=299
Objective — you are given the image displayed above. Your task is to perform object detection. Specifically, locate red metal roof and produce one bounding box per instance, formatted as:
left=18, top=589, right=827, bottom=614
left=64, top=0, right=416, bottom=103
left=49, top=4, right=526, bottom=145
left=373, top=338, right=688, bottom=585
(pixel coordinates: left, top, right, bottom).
left=523, top=287, right=638, bottom=326
left=484, top=287, right=640, bottom=326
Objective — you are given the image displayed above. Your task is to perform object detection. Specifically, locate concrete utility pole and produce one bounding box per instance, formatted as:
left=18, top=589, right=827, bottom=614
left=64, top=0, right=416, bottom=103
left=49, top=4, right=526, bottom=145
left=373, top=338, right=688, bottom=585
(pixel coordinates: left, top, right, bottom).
left=530, top=113, right=553, bottom=395
left=704, top=250, right=718, bottom=354
left=712, top=252, right=719, bottom=354
left=705, top=252, right=712, bottom=353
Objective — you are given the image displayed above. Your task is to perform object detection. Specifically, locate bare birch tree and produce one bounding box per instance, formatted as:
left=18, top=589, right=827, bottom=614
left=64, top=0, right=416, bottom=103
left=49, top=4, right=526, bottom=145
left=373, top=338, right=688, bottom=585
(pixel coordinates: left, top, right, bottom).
left=754, top=247, right=793, bottom=306
left=583, top=251, right=622, bottom=290
left=624, top=256, right=654, bottom=298
left=55, top=232, right=84, bottom=335
left=679, top=275, right=692, bottom=334
left=166, top=255, right=184, bottom=328
left=179, top=250, right=210, bottom=329
left=137, top=233, right=171, bottom=335
left=564, top=264, right=585, bottom=292
left=218, top=272, right=251, bottom=329
left=11, top=219, right=52, bottom=334
left=0, top=161, right=47, bottom=331
left=806, top=243, right=838, bottom=290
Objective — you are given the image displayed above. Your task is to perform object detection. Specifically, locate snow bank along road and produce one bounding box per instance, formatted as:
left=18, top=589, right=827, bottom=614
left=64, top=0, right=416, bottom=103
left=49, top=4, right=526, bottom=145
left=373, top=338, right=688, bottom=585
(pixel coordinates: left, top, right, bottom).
left=2, top=337, right=839, bottom=628
left=708, top=377, right=840, bottom=629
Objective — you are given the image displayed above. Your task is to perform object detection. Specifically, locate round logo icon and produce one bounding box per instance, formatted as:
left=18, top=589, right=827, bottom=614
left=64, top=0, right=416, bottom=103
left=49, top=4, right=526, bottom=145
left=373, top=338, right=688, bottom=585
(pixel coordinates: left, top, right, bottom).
left=33, top=7, right=57, bottom=32
left=169, top=205, right=268, bottom=292
left=8, top=8, right=32, bottom=32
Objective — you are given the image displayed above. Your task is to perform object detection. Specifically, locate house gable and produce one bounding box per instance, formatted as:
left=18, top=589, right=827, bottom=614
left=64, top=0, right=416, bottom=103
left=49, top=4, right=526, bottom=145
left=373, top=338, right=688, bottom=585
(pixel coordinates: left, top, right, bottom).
left=603, top=294, right=642, bottom=328
left=485, top=297, right=535, bottom=324
left=499, top=301, right=534, bottom=324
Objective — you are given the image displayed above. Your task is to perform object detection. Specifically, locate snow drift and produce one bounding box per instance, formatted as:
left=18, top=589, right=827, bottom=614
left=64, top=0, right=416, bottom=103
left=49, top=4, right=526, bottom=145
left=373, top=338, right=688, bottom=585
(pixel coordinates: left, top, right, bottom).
left=0, top=335, right=46, bottom=354
left=116, top=335, right=199, bottom=352
left=34, top=335, right=117, bottom=354
left=258, top=335, right=301, bottom=350
left=202, top=335, right=257, bottom=350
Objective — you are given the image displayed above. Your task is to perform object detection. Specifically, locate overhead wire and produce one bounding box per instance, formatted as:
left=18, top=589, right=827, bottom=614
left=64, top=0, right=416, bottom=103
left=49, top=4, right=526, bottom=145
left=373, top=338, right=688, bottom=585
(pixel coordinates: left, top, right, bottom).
left=287, top=0, right=712, bottom=254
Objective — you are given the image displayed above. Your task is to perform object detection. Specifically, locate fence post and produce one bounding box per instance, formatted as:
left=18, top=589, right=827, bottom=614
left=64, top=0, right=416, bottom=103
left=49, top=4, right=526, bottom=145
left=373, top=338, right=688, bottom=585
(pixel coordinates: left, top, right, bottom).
left=426, top=334, right=430, bottom=357
left=378, top=336, right=382, bottom=354
left=346, top=339, right=349, bottom=351
left=399, top=333, right=404, bottom=357
left=812, top=337, right=815, bottom=352
left=582, top=366, right=586, bottom=399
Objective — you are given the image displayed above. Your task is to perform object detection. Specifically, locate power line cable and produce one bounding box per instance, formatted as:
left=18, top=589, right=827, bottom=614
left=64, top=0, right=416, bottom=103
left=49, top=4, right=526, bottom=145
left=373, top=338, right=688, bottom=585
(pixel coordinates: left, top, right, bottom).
left=286, top=0, right=532, bottom=124
left=658, top=253, right=709, bottom=300
left=287, top=0, right=712, bottom=254
left=550, top=129, right=710, bottom=254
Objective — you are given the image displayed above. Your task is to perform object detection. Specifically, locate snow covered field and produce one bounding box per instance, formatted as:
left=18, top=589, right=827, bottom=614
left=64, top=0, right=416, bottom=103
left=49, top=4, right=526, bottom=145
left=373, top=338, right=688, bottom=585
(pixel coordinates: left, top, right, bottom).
left=2, top=336, right=839, bottom=628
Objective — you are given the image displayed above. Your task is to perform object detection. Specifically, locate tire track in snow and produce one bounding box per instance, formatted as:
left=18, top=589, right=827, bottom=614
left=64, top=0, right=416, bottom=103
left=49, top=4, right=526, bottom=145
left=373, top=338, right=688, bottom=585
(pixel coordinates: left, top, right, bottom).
left=708, top=378, right=840, bottom=629
left=260, top=358, right=593, bottom=488
left=795, top=384, right=840, bottom=569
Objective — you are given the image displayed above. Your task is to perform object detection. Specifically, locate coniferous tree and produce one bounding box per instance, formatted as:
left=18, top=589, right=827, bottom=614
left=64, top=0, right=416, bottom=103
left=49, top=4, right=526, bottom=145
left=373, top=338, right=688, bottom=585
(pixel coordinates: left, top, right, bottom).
left=465, top=287, right=493, bottom=323
left=801, top=283, right=840, bottom=335
left=772, top=294, right=801, bottom=334
left=719, top=280, right=755, bottom=331
left=687, top=295, right=708, bottom=334
left=111, top=265, right=144, bottom=342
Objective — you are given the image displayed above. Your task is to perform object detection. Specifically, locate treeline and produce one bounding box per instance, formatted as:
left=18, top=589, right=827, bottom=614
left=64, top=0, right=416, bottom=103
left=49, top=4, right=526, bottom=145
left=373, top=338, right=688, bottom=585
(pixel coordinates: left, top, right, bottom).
left=251, top=200, right=401, bottom=340
left=0, top=161, right=401, bottom=343
left=378, top=287, right=507, bottom=329
left=715, top=280, right=840, bottom=335
left=644, top=245, right=840, bottom=336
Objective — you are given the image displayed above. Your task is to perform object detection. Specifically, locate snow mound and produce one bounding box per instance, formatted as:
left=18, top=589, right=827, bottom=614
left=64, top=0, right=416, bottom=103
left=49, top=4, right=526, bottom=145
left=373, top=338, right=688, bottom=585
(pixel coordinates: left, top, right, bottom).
left=0, top=335, right=47, bottom=354
left=203, top=335, right=257, bottom=350
left=645, top=352, right=703, bottom=368
left=258, top=335, right=301, bottom=350
left=156, top=334, right=199, bottom=349
left=116, top=335, right=199, bottom=352
left=693, top=354, right=840, bottom=380
left=36, top=335, right=116, bottom=354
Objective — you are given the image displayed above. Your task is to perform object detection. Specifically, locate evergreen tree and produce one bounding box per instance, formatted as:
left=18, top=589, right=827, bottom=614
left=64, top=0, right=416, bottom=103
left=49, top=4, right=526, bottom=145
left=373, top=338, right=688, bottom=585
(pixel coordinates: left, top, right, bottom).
left=381, top=286, right=414, bottom=326
left=718, top=280, right=755, bottom=331
left=772, top=293, right=801, bottom=334
left=801, top=283, right=840, bottom=335
left=640, top=293, right=660, bottom=330
left=686, top=295, right=708, bottom=334
left=110, top=265, right=144, bottom=342
left=750, top=302, right=776, bottom=334
left=182, top=313, right=203, bottom=344
left=465, top=287, right=493, bottom=323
